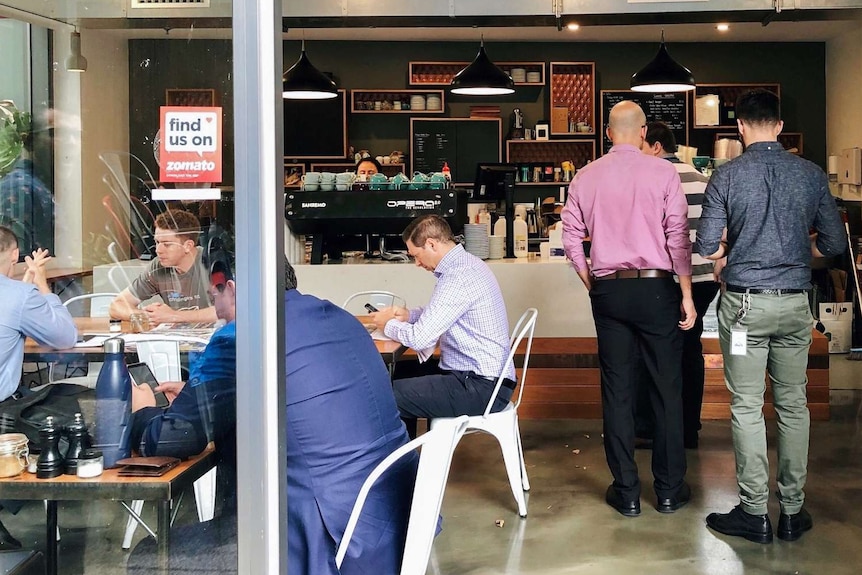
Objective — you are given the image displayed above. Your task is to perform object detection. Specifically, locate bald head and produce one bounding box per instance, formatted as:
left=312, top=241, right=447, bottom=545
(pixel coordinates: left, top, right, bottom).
left=607, top=101, right=647, bottom=147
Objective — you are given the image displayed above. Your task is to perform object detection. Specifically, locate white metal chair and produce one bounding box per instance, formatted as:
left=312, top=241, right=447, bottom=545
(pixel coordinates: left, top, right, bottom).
left=336, top=415, right=470, bottom=575
left=121, top=337, right=218, bottom=549
left=49, top=293, right=119, bottom=387
left=342, top=291, right=407, bottom=315
left=430, top=308, right=538, bottom=517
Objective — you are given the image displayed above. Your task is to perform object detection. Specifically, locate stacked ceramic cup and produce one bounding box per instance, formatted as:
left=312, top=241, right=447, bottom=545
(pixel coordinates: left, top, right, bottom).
left=301, top=172, right=321, bottom=191
left=463, top=223, right=490, bottom=259
left=488, top=235, right=505, bottom=259
left=510, top=68, right=527, bottom=83
left=335, top=172, right=355, bottom=191
left=426, top=94, right=442, bottom=111
left=319, top=172, right=336, bottom=191
left=410, top=95, right=426, bottom=111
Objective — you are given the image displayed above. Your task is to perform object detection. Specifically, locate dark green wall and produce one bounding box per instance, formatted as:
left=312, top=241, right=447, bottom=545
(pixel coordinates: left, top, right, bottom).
left=128, top=39, right=827, bottom=185
left=129, top=40, right=235, bottom=185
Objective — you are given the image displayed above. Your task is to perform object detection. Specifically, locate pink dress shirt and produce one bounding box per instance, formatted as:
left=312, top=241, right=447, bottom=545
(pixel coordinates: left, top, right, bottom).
left=561, top=144, right=692, bottom=278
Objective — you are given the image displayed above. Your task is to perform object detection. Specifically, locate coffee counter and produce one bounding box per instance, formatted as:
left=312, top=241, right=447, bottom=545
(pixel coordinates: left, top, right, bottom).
left=294, top=257, right=830, bottom=421
left=293, top=256, right=594, bottom=337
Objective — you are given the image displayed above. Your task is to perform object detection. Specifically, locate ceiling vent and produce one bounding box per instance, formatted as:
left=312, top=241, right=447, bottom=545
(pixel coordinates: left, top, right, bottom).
left=131, top=0, right=211, bottom=8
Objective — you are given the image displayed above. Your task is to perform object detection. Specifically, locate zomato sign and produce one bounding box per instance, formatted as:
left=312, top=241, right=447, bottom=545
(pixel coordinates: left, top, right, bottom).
left=159, top=106, right=222, bottom=183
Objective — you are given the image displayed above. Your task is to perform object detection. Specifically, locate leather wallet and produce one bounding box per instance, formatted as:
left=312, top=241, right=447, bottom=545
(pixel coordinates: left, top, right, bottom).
left=115, top=456, right=181, bottom=477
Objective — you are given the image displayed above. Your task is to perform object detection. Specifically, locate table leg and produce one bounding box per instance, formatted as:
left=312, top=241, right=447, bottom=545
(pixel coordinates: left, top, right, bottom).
left=46, top=500, right=58, bottom=575
left=157, top=499, right=170, bottom=574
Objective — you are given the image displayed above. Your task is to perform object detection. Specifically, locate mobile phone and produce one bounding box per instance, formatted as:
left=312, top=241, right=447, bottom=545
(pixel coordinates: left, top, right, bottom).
left=364, top=303, right=379, bottom=313
left=127, top=362, right=170, bottom=408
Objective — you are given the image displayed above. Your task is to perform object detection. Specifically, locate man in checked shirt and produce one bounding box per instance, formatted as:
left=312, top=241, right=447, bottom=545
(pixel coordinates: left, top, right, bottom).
left=370, top=214, right=515, bottom=438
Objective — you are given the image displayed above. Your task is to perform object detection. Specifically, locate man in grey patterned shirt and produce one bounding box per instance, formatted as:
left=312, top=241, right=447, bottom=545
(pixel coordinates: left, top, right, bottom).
left=697, top=89, right=845, bottom=544
left=370, top=214, right=514, bottom=437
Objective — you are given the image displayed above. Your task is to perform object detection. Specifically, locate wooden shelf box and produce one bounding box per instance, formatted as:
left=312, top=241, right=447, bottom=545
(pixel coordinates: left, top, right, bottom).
left=350, top=89, right=445, bottom=114
left=506, top=140, right=596, bottom=170
left=165, top=88, right=216, bottom=107
left=549, top=63, right=596, bottom=136
left=409, top=61, right=545, bottom=87
left=713, top=131, right=803, bottom=155
left=694, top=83, right=781, bottom=129
left=309, top=162, right=407, bottom=177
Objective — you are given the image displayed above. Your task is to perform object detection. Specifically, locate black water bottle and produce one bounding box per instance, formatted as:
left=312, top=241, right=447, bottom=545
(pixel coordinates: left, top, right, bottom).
left=64, top=413, right=90, bottom=475
left=37, top=416, right=64, bottom=479
left=93, top=337, right=132, bottom=468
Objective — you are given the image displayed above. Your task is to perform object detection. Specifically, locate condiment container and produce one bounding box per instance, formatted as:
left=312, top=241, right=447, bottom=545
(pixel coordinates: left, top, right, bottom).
left=109, top=319, right=122, bottom=333
left=76, top=449, right=104, bottom=478
left=0, top=433, right=29, bottom=478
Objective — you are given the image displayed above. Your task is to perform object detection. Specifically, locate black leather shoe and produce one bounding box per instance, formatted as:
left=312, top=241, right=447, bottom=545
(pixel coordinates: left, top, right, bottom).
left=657, top=481, right=691, bottom=513
left=0, top=519, right=21, bottom=550
left=777, top=508, right=813, bottom=542
left=606, top=484, right=640, bottom=517
left=706, top=505, right=773, bottom=544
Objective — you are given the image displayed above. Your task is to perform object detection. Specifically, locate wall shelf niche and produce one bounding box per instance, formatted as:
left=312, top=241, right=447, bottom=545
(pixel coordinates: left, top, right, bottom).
left=694, top=83, right=781, bottom=129
left=549, top=62, right=596, bottom=136
left=350, top=90, right=444, bottom=114
left=310, top=162, right=407, bottom=177
left=409, top=61, right=545, bottom=87
left=714, top=131, right=803, bottom=156
left=506, top=139, right=596, bottom=170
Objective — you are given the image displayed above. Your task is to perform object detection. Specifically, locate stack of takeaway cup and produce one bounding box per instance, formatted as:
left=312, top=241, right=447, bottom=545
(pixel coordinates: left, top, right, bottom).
left=463, top=223, right=490, bottom=259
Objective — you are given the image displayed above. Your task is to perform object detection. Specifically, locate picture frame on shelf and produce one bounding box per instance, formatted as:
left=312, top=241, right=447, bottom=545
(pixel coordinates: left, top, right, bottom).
left=284, top=163, right=304, bottom=188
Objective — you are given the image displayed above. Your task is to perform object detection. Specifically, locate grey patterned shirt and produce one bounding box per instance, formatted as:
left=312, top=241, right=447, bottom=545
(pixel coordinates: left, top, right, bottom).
left=696, top=142, right=845, bottom=289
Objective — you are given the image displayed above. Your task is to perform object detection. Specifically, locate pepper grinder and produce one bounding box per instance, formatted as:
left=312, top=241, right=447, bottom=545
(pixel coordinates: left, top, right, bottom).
left=64, top=413, right=91, bottom=476
left=37, top=416, right=65, bottom=479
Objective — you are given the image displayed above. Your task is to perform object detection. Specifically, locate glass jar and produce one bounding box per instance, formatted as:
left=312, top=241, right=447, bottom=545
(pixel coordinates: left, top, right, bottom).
left=77, top=449, right=104, bottom=479
left=0, top=433, right=30, bottom=478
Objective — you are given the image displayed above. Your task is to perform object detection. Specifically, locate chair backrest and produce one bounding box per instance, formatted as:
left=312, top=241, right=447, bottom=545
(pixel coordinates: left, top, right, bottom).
left=483, top=308, right=538, bottom=416
left=336, top=415, right=470, bottom=575
left=342, top=291, right=407, bottom=315
left=107, top=264, right=134, bottom=293
left=63, top=293, right=119, bottom=318
left=135, top=340, right=182, bottom=382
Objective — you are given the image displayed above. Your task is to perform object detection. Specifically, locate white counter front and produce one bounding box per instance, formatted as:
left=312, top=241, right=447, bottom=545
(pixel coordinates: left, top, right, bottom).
left=294, top=257, right=595, bottom=337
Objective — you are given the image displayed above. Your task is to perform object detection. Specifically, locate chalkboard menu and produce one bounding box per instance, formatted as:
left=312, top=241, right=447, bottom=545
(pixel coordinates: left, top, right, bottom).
left=411, top=118, right=502, bottom=183
left=284, top=90, right=347, bottom=159
left=600, top=91, right=688, bottom=155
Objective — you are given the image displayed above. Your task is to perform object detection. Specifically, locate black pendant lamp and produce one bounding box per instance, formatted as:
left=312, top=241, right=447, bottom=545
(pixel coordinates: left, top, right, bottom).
left=450, top=37, right=514, bottom=96
left=282, top=40, right=337, bottom=100
left=630, top=31, right=695, bottom=93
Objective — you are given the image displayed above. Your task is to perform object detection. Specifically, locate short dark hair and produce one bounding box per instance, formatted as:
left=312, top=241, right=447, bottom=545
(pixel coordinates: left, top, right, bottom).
left=154, top=209, right=201, bottom=243
left=210, top=258, right=234, bottom=288
left=285, top=259, right=297, bottom=291
left=644, top=121, right=677, bottom=154
left=735, top=89, right=780, bottom=126
left=0, top=225, right=18, bottom=253
left=356, top=157, right=382, bottom=172
left=402, top=214, right=454, bottom=246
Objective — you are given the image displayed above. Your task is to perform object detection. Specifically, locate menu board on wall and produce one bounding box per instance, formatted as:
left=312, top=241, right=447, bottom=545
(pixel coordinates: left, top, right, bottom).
left=600, top=91, right=688, bottom=155
left=283, top=90, right=347, bottom=159
left=411, top=118, right=502, bottom=183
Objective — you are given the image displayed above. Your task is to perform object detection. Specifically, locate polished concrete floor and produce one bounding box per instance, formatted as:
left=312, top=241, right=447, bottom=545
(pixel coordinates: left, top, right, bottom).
left=4, top=358, right=862, bottom=574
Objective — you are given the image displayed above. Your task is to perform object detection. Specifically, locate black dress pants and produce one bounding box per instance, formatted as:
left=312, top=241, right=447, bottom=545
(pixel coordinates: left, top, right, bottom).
left=635, top=280, right=720, bottom=444
left=590, top=276, right=686, bottom=500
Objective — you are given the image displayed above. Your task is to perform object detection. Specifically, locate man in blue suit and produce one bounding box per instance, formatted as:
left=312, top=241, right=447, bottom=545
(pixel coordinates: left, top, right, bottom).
left=287, top=261, right=418, bottom=574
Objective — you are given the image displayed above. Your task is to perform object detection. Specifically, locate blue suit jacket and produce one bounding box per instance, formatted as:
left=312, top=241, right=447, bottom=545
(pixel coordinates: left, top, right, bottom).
left=287, top=290, right=417, bottom=575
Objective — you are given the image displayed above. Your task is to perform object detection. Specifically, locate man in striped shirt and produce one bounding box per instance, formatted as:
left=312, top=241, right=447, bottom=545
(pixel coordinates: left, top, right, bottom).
left=638, top=122, right=722, bottom=449
left=370, top=214, right=515, bottom=437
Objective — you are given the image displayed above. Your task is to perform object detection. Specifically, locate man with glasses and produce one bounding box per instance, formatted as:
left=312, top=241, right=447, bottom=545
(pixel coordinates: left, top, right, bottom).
left=369, top=214, right=514, bottom=438
left=109, top=208, right=216, bottom=324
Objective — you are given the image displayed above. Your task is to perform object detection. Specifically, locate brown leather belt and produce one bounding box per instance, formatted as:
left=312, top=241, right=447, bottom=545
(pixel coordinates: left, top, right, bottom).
left=594, top=269, right=671, bottom=281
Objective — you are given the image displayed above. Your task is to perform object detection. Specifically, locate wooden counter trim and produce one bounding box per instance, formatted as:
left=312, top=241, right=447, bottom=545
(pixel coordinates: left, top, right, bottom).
left=498, top=331, right=829, bottom=420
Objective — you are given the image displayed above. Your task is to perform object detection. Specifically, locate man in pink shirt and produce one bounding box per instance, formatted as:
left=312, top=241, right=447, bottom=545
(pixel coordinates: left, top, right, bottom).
left=561, top=100, right=695, bottom=518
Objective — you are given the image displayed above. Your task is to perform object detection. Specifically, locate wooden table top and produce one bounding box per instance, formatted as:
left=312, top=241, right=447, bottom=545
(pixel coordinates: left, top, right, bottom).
left=0, top=446, right=216, bottom=501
